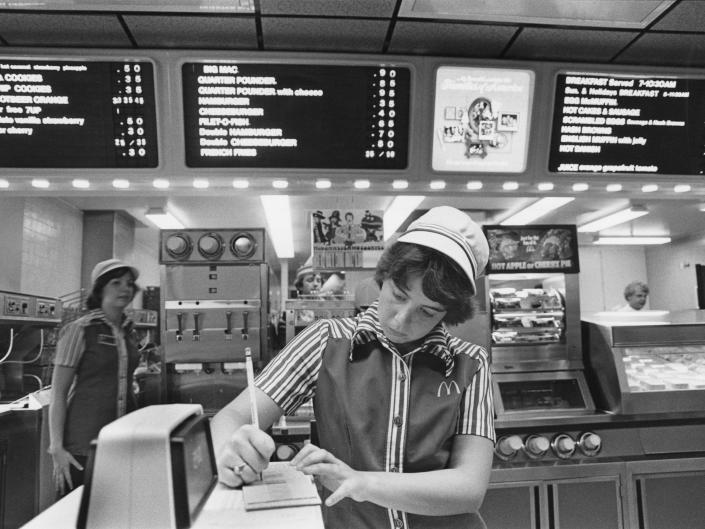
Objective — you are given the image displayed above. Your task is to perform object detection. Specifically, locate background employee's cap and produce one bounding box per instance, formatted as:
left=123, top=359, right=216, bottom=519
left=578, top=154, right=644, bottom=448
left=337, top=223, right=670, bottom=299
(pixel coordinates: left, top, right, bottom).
left=397, top=206, right=489, bottom=295
left=295, top=255, right=315, bottom=282
left=91, top=258, right=140, bottom=285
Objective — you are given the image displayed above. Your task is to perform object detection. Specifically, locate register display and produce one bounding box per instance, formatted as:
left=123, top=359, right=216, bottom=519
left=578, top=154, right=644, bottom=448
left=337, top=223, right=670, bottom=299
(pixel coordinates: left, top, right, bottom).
left=0, top=59, right=158, bottom=167
left=549, top=72, right=705, bottom=175
left=182, top=62, right=410, bottom=168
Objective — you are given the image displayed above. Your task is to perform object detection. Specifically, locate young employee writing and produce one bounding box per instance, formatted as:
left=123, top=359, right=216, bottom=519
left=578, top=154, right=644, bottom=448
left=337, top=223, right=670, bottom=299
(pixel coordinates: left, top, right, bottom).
left=211, top=206, right=495, bottom=529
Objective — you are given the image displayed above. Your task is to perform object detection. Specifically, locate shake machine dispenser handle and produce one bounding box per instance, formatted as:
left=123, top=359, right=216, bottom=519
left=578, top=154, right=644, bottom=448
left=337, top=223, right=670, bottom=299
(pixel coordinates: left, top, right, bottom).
left=242, top=311, right=249, bottom=340
left=225, top=311, right=233, bottom=340
left=193, top=312, right=201, bottom=341
left=176, top=312, right=184, bottom=342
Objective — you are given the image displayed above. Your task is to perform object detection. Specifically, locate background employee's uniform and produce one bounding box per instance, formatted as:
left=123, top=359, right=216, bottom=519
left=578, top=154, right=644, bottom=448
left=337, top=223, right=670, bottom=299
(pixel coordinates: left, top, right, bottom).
left=257, top=303, right=495, bottom=529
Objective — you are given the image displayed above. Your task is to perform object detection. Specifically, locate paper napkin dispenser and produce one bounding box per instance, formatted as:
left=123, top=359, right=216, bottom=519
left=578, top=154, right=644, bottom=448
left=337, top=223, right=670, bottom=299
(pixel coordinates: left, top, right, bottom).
left=77, top=404, right=217, bottom=529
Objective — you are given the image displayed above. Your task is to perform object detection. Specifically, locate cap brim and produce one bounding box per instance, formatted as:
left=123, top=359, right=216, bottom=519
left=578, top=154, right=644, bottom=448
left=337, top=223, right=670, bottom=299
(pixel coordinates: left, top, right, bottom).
left=397, top=231, right=477, bottom=295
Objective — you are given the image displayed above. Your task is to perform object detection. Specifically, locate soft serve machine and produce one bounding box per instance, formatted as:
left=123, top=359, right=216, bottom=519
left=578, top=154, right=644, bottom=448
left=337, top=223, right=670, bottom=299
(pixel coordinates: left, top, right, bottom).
left=159, top=228, right=269, bottom=414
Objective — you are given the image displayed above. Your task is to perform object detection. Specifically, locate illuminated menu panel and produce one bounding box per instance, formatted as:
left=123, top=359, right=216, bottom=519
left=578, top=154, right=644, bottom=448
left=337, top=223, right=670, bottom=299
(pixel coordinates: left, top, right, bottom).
left=182, top=62, right=410, bottom=169
left=549, top=72, right=705, bottom=175
left=0, top=59, right=158, bottom=168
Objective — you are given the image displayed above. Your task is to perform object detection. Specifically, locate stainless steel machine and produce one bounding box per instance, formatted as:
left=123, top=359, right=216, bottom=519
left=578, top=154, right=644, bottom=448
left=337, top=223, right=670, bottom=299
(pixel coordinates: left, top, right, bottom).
left=485, top=272, right=593, bottom=420
left=479, top=308, right=705, bottom=529
left=159, top=228, right=269, bottom=413
left=0, top=290, right=62, bottom=529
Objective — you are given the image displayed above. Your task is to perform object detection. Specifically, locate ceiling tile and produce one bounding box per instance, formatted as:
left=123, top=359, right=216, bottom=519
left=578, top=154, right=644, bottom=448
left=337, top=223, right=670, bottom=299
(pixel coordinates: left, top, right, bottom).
left=260, top=0, right=396, bottom=18
left=123, top=15, right=257, bottom=49
left=651, top=0, right=705, bottom=32
left=505, top=27, right=637, bottom=62
left=388, top=21, right=517, bottom=57
left=261, top=17, right=389, bottom=52
left=0, top=13, right=131, bottom=47
left=615, top=32, right=705, bottom=66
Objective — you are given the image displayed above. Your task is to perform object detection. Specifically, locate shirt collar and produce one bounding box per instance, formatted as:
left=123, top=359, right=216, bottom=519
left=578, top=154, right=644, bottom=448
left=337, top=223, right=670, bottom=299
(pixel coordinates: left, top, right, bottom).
left=351, top=302, right=456, bottom=377
left=87, top=309, right=134, bottom=332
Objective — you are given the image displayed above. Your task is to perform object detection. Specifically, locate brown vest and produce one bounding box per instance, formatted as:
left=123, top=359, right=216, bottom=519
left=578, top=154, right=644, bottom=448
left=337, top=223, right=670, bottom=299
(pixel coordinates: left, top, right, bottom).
left=313, top=337, right=486, bottom=529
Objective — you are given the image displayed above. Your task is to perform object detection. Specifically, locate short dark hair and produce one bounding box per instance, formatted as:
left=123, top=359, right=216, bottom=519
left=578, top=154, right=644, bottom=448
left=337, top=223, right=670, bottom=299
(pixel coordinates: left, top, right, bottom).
left=86, top=267, right=140, bottom=310
left=374, top=242, right=475, bottom=325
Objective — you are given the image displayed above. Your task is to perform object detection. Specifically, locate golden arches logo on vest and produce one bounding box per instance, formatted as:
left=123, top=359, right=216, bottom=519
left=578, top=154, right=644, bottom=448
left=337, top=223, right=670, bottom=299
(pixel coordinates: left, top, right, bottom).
left=437, top=380, right=460, bottom=397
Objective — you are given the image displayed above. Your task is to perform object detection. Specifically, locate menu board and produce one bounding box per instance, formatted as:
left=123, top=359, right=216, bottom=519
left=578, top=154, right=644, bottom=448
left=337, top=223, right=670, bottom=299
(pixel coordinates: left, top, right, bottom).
left=549, top=72, right=705, bottom=175
left=431, top=66, right=533, bottom=173
left=483, top=225, right=579, bottom=274
left=0, top=59, right=158, bottom=168
left=182, top=62, right=410, bottom=169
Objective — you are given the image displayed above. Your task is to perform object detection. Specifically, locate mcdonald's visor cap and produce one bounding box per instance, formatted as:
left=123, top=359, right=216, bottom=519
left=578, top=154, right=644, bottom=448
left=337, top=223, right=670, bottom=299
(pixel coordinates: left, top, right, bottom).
left=397, top=206, right=489, bottom=295
left=91, top=259, right=140, bottom=285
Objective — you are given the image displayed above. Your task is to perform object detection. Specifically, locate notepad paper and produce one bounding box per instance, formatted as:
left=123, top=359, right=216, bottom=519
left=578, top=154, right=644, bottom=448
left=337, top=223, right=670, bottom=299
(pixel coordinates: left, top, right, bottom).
left=242, top=462, right=321, bottom=511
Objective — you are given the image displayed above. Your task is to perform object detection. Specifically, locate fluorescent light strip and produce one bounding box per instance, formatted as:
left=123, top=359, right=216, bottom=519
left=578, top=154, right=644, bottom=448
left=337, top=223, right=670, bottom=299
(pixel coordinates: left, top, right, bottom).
left=72, top=179, right=90, bottom=189
left=594, top=236, right=671, bottom=245
left=315, top=179, right=332, bottom=189
left=145, top=208, right=185, bottom=229
left=500, top=197, right=574, bottom=226
left=537, top=182, right=554, bottom=191
left=578, top=206, right=649, bottom=233
left=0, top=179, right=9, bottom=189
left=193, top=178, right=209, bottom=189
left=466, top=181, right=483, bottom=190
left=272, top=180, right=288, bottom=189
left=674, top=184, right=691, bottom=193
left=232, top=179, right=249, bottom=189
left=260, top=195, right=294, bottom=258
left=573, top=183, right=589, bottom=192
left=153, top=178, right=170, bottom=189
left=383, top=195, right=425, bottom=240
left=354, top=179, right=371, bottom=189
left=429, top=180, right=446, bottom=190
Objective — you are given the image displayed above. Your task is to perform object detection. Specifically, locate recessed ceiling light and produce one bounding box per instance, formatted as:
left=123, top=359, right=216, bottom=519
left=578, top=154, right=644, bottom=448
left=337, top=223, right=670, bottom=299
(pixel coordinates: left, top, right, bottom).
left=0, top=179, right=9, bottom=189
left=430, top=180, right=446, bottom=190
left=72, top=179, right=90, bottom=189
left=503, top=181, right=519, bottom=191
left=113, top=179, right=130, bottom=189
left=674, top=184, right=691, bottom=193
left=193, top=178, right=209, bottom=189
left=606, top=183, right=622, bottom=192
left=31, top=179, right=50, bottom=189
left=354, top=179, right=371, bottom=189
left=315, top=179, right=332, bottom=189
left=272, top=179, right=289, bottom=189
left=232, top=179, right=249, bottom=189
left=641, top=184, right=658, bottom=193
left=153, top=178, right=170, bottom=189
left=537, top=182, right=554, bottom=191
left=572, top=183, right=589, bottom=192
left=466, top=181, right=483, bottom=190
left=392, top=179, right=409, bottom=190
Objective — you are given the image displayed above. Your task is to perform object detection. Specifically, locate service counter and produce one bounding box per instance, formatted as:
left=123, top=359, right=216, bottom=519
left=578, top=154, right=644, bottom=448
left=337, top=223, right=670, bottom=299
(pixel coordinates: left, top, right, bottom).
left=21, top=484, right=324, bottom=529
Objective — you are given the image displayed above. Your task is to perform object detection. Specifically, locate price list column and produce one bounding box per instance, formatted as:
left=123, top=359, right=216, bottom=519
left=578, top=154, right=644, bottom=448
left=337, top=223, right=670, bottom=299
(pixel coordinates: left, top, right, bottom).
left=110, top=62, right=155, bottom=167
left=367, top=68, right=400, bottom=161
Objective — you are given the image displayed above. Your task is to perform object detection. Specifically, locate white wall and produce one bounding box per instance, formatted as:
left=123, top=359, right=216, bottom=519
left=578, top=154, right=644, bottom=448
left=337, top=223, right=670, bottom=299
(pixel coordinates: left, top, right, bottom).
left=646, top=239, right=705, bottom=311
left=578, top=245, right=648, bottom=313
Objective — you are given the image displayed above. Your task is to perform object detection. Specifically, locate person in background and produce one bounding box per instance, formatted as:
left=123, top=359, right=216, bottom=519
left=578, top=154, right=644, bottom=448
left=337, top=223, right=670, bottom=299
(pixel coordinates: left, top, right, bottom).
left=48, top=259, right=141, bottom=497
left=614, top=280, right=649, bottom=311
left=211, top=206, right=495, bottom=529
left=294, top=258, right=323, bottom=297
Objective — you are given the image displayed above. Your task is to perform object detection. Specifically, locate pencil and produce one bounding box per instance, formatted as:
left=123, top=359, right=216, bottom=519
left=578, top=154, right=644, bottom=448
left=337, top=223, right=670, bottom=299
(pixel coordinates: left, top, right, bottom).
left=245, top=347, right=259, bottom=429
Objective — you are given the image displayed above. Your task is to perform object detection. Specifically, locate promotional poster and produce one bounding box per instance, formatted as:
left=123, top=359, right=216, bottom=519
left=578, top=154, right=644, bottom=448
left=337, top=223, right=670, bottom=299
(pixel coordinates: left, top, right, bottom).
left=483, top=225, right=579, bottom=274
left=432, top=66, right=534, bottom=173
left=310, top=209, right=384, bottom=269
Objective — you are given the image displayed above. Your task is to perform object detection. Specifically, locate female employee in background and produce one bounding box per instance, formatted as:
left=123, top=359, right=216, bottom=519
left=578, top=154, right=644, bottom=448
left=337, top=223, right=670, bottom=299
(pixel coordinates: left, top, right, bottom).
left=48, top=259, right=141, bottom=496
left=212, top=206, right=495, bottom=529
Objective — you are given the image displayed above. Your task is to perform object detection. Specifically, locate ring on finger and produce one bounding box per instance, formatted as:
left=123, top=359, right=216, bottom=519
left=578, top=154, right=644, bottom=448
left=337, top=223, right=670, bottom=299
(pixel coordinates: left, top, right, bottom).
left=233, top=463, right=247, bottom=475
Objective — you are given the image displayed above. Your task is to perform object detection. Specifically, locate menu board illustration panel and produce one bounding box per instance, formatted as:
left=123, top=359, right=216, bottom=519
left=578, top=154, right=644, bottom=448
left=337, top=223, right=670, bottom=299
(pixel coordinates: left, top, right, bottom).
left=549, top=72, right=705, bottom=175
left=182, top=62, right=410, bottom=169
left=0, top=59, right=158, bottom=168
left=483, top=225, right=579, bottom=274
left=432, top=66, right=533, bottom=173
